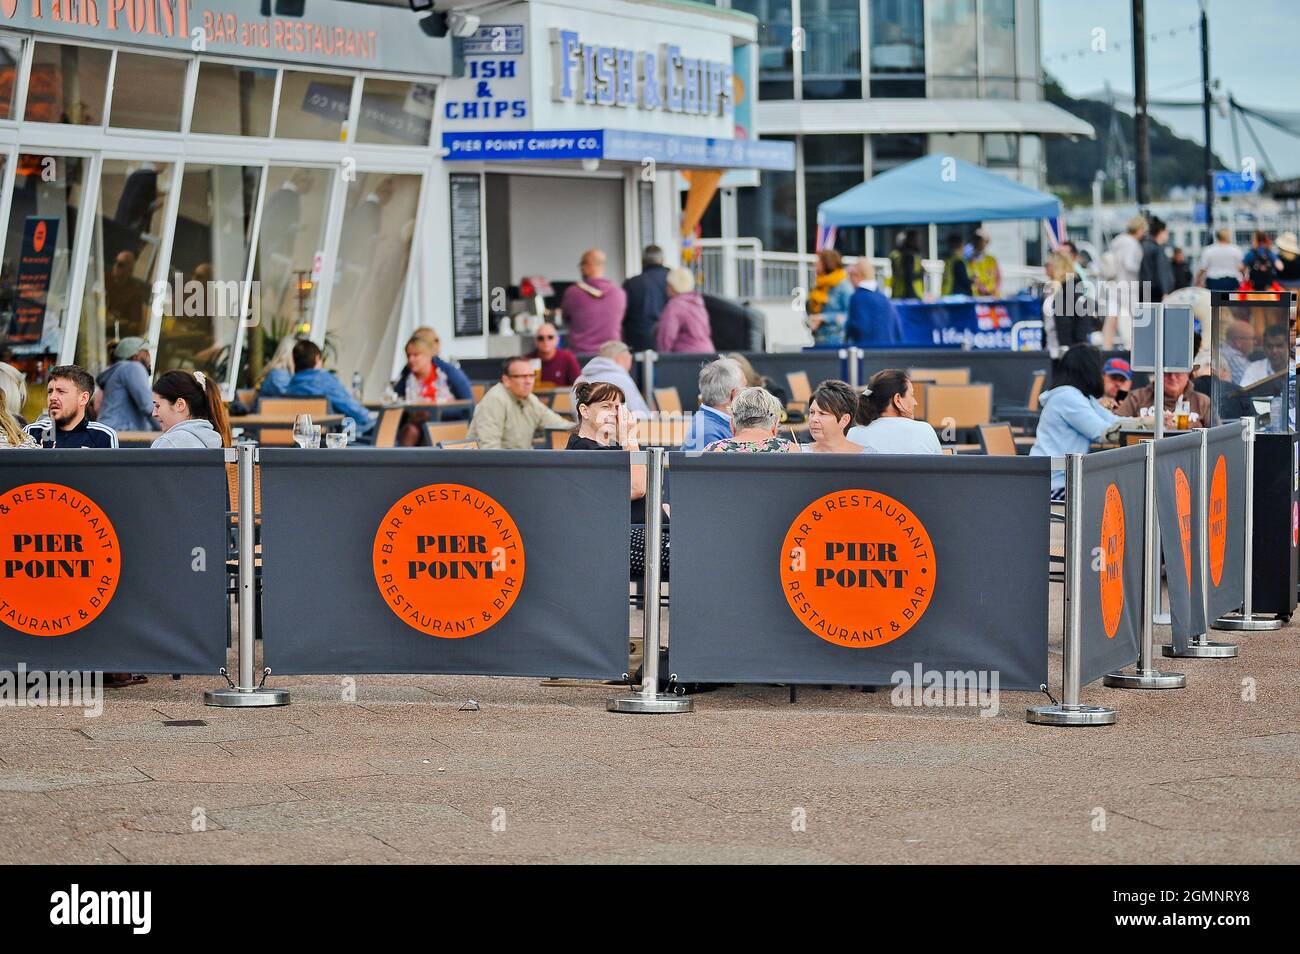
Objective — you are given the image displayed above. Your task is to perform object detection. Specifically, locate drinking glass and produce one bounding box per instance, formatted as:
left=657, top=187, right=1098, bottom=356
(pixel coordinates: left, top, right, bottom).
left=292, top=414, right=315, bottom=448
left=325, top=432, right=347, bottom=449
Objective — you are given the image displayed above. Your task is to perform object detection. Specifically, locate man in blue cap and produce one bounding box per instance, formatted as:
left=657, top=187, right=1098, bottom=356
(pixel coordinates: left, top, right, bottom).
left=1101, top=357, right=1131, bottom=410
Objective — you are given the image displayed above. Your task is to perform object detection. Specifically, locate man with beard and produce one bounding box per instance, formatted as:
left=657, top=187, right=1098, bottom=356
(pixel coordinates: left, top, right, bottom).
left=25, top=365, right=118, bottom=448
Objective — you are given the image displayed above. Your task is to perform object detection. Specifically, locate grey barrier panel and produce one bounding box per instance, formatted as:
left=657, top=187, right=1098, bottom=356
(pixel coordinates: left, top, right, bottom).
left=668, top=453, right=1052, bottom=688
left=0, top=450, right=228, bottom=673
left=259, top=450, right=629, bottom=677
left=1078, top=444, right=1147, bottom=685
left=1154, top=432, right=1208, bottom=651
left=1206, top=424, right=1247, bottom=621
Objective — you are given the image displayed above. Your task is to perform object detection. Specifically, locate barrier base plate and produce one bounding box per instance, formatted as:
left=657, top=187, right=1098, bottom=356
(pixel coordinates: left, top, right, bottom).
left=1025, top=704, right=1116, bottom=726
left=1161, top=640, right=1239, bottom=658
left=1103, top=668, right=1187, bottom=689
left=607, top=693, right=693, bottom=714
left=1213, top=614, right=1283, bottom=632
left=204, top=687, right=290, bottom=707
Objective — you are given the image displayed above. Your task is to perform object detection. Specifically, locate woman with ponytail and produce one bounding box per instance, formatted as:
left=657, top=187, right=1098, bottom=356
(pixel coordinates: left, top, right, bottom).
left=151, top=370, right=232, bottom=448
left=846, top=369, right=941, bottom=455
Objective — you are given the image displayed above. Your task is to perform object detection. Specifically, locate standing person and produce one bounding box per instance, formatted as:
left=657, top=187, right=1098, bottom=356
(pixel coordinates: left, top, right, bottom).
left=1105, top=214, right=1147, bottom=348
left=26, top=366, right=119, bottom=447
left=845, top=261, right=902, bottom=345
left=968, top=228, right=1001, bottom=297
left=888, top=230, right=924, bottom=300
left=1030, top=345, right=1128, bottom=497
left=807, top=250, right=853, bottom=346
left=466, top=356, right=572, bottom=449
left=1171, top=247, right=1193, bottom=290
left=621, top=245, right=670, bottom=353
left=1139, top=216, right=1174, bottom=303
left=96, top=337, right=159, bottom=434
left=559, top=248, right=627, bottom=353
left=942, top=234, right=973, bottom=296
left=655, top=268, right=714, bottom=354
left=526, top=321, right=581, bottom=387
left=151, top=370, right=231, bottom=448
left=574, top=341, right=650, bottom=418
left=847, top=369, right=941, bottom=455
left=1242, top=230, right=1282, bottom=291
left=285, top=339, right=375, bottom=438
left=1195, top=229, right=1245, bottom=291
left=1275, top=232, right=1300, bottom=291
left=682, top=357, right=745, bottom=453
left=805, top=380, right=866, bottom=454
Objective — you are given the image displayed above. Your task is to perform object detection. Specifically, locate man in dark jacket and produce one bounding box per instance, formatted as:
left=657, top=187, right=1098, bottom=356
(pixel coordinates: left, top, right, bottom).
left=622, top=245, right=669, bottom=352
left=1139, top=216, right=1175, bottom=302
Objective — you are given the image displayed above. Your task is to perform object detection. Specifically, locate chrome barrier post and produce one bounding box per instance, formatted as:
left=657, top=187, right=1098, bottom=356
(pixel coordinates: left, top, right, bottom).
left=1105, top=440, right=1186, bottom=688
left=1028, top=454, right=1116, bottom=725
left=609, top=447, right=692, bottom=714
left=1150, top=302, right=1172, bottom=625
left=1214, top=417, right=1282, bottom=631
left=639, top=350, right=656, bottom=409
left=206, top=443, right=289, bottom=707
left=1163, top=428, right=1240, bottom=657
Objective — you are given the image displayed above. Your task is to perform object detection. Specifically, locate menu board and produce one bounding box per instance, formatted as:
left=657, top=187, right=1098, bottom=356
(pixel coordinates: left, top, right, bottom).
left=450, top=173, right=484, bottom=338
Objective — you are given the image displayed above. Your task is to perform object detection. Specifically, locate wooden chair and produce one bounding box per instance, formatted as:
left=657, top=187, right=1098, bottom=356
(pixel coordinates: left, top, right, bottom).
left=372, top=406, right=404, bottom=448
left=550, top=390, right=574, bottom=415
left=908, top=367, right=970, bottom=386
left=652, top=387, right=682, bottom=414
left=548, top=426, right=573, bottom=449
left=439, top=439, right=479, bottom=450
left=911, top=380, right=928, bottom=421
left=425, top=421, right=470, bottom=445
left=996, top=369, right=1047, bottom=430
left=786, top=370, right=812, bottom=416
left=255, top=397, right=327, bottom=446
left=642, top=414, right=689, bottom=447
left=471, top=383, right=487, bottom=403
left=977, top=422, right=1018, bottom=456
left=940, top=447, right=956, bottom=456
left=235, top=388, right=257, bottom=409
left=924, top=384, right=992, bottom=430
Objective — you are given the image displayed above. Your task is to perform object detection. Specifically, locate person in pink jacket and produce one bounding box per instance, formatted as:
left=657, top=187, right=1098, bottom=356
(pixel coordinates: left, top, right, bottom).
left=655, top=267, right=715, bottom=353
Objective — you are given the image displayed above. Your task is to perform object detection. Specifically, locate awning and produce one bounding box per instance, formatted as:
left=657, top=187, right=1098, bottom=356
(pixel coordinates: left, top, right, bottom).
left=441, top=129, right=795, bottom=171
left=758, top=98, right=1094, bottom=138
left=817, top=154, right=1062, bottom=227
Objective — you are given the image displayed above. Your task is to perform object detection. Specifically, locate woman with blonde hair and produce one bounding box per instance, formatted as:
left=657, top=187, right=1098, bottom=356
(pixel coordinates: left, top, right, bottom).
left=0, top=362, right=28, bottom=424
left=0, top=401, right=35, bottom=447
left=259, top=336, right=297, bottom=397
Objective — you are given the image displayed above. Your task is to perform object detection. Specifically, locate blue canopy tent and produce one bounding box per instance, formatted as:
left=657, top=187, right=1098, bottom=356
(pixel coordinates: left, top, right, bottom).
left=816, top=154, right=1062, bottom=230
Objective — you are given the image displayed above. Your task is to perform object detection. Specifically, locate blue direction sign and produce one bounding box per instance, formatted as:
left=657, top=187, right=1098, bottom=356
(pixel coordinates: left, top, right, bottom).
left=1214, top=171, right=1264, bottom=195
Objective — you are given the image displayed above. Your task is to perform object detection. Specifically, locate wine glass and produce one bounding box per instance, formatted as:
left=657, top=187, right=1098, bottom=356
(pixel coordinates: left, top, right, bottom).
left=292, top=414, right=315, bottom=448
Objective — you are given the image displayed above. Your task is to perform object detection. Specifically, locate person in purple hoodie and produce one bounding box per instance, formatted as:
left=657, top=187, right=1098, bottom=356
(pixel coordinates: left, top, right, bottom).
left=560, top=248, right=627, bottom=353
left=655, top=268, right=715, bottom=354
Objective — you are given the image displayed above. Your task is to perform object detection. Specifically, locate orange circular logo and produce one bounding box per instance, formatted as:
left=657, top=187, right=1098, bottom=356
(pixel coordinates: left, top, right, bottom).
left=372, top=484, right=523, bottom=638
left=0, top=483, right=120, bottom=636
left=32, top=220, right=46, bottom=253
left=1175, top=467, right=1193, bottom=586
left=1208, top=454, right=1227, bottom=586
left=1099, top=483, right=1126, bottom=639
left=779, top=490, right=935, bottom=648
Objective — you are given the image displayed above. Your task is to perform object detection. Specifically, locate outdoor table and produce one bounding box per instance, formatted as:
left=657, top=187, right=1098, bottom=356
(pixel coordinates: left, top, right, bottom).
left=230, top=413, right=346, bottom=432
left=364, top=399, right=472, bottom=421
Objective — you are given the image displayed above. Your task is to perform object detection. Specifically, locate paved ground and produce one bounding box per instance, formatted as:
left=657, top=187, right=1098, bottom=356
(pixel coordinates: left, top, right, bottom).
left=2, top=588, right=1297, bottom=865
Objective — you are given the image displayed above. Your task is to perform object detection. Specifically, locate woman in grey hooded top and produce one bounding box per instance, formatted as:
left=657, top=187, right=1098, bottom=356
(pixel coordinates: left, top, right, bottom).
left=150, top=370, right=230, bottom=449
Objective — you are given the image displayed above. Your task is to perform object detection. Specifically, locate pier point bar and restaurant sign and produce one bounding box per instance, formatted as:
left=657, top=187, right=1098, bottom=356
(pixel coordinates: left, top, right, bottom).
left=0, top=0, right=440, bottom=72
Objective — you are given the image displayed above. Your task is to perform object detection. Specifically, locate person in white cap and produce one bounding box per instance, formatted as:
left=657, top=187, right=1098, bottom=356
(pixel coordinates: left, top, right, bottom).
left=96, top=336, right=159, bottom=433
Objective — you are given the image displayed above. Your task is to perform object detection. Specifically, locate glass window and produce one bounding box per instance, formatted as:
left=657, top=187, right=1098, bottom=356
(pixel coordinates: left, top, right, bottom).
left=931, top=132, right=980, bottom=164
left=870, top=0, right=925, bottom=97
left=25, top=42, right=111, bottom=125
left=928, top=0, right=978, bottom=98
left=0, top=36, right=23, bottom=121
left=109, top=52, right=185, bottom=131
left=275, top=70, right=353, bottom=141
left=356, top=79, right=434, bottom=146
left=155, top=164, right=262, bottom=378
left=737, top=135, right=797, bottom=255
left=801, top=0, right=861, bottom=100
left=326, top=173, right=422, bottom=399
left=872, top=133, right=926, bottom=174
left=73, top=160, right=177, bottom=375
left=985, top=132, right=1019, bottom=166
left=236, top=166, right=334, bottom=388
left=981, top=0, right=1017, bottom=99
left=192, top=62, right=276, bottom=137
left=732, top=1, right=795, bottom=100
left=804, top=135, right=865, bottom=255
left=1, top=155, right=87, bottom=412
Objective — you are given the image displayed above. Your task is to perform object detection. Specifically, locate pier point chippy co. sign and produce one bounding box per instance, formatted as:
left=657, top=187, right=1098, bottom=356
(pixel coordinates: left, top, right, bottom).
left=0, top=0, right=451, bottom=73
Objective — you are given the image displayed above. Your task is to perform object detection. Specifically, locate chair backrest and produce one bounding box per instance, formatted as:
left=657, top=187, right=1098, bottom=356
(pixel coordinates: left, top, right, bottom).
left=425, top=421, right=470, bottom=445
left=471, top=382, right=487, bottom=403
left=940, top=447, right=956, bottom=456
left=977, top=422, right=1017, bottom=456
left=225, top=461, right=262, bottom=518
left=255, top=396, right=328, bottom=447
left=641, top=413, right=689, bottom=447
left=439, top=439, right=480, bottom=450
left=786, top=370, right=812, bottom=405
left=235, top=388, right=257, bottom=409
left=548, top=427, right=572, bottom=449
left=373, top=406, right=404, bottom=448
left=911, top=380, right=928, bottom=421
left=1027, top=369, right=1047, bottom=411
left=653, top=387, right=682, bottom=414
left=908, top=367, right=970, bottom=386
left=551, top=390, right=574, bottom=415
left=924, top=383, right=993, bottom=429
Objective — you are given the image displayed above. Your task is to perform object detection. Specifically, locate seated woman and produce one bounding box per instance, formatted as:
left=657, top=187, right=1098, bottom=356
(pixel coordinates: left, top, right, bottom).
left=397, top=330, right=474, bottom=445
left=151, top=370, right=232, bottom=448
left=1029, top=345, right=1133, bottom=498
left=806, top=380, right=866, bottom=454
left=259, top=337, right=296, bottom=398
left=847, top=369, right=942, bottom=454
left=705, top=386, right=795, bottom=452
left=0, top=400, right=35, bottom=448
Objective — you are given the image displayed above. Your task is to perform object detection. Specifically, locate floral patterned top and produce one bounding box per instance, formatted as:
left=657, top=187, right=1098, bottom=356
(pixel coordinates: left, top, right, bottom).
left=704, top=437, right=794, bottom=453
